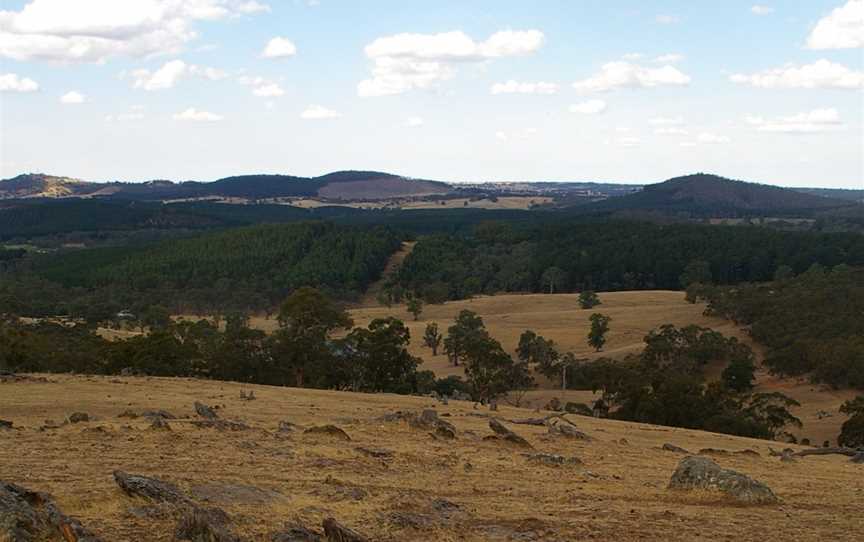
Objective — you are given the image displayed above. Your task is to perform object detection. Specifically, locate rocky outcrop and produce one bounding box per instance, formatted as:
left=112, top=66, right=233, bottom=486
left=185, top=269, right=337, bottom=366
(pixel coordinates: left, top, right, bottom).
left=0, top=481, right=102, bottom=541
left=668, top=456, right=778, bottom=504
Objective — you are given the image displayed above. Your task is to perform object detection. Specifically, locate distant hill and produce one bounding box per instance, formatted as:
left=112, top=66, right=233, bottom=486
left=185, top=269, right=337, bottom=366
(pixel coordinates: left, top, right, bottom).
left=0, top=171, right=451, bottom=201
left=582, top=173, right=855, bottom=217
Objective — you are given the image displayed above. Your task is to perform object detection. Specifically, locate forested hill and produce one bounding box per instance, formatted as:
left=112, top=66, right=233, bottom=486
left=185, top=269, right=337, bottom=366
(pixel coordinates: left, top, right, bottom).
left=6, top=222, right=402, bottom=314
left=580, top=173, right=854, bottom=216
left=0, top=170, right=450, bottom=201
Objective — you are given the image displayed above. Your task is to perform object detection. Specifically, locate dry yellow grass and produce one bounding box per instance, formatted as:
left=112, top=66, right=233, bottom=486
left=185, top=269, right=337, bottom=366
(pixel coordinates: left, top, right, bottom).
left=241, top=290, right=856, bottom=445
left=0, top=374, right=860, bottom=541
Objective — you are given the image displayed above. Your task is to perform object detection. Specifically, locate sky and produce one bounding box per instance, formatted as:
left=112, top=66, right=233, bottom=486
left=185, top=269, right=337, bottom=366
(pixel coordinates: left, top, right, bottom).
left=0, top=0, right=862, bottom=188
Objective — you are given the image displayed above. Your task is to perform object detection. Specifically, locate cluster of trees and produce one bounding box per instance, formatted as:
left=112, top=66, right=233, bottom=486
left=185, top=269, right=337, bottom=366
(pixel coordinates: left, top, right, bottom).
left=1, top=222, right=402, bottom=315
left=694, top=264, right=864, bottom=389
left=839, top=396, right=864, bottom=448
left=0, top=288, right=438, bottom=395
left=396, top=221, right=864, bottom=302
left=563, top=325, right=797, bottom=440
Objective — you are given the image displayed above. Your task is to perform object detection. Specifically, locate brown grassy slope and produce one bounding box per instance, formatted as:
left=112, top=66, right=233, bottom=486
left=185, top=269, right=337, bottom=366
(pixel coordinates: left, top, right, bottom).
left=0, top=375, right=861, bottom=541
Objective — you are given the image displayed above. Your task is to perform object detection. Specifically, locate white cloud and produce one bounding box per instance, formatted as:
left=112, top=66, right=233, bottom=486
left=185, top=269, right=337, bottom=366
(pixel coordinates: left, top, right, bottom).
left=622, top=52, right=643, bottom=60
left=679, top=141, right=698, bottom=148
left=750, top=5, right=774, bottom=15
left=490, top=80, right=559, bottom=95
left=654, top=127, right=688, bottom=135
left=573, top=61, right=691, bottom=92
left=619, top=137, right=641, bottom=147
left=730, top=59, right=864, bottom=89
left=358, top=29, right=544, bottom=97
left=300, top=104, right=341, bottom=119
left=0, top=0, right=271, bottom=63
left=807, top=0, right=863, bottom=49
left=405, top=116, right=424, bottom=127
left=60, top=90, right=85, bottom=103
left=0, top=72, right=39, bottom=92
left=655, top=14, right=680, bottom=24
left=697, top=132, right=730, bottom=144
left=653, top=53, right=683, bottom=64
left=568, top=99, right=607, bottom=114
left=173, top=107, right=223, bottom=121
left=129, top=59, right=226, bottom=90
left=238, top=74, right=284, bottom=97
left=745, top=108, right=845, bottom=133
left=649, top=116, right=685, bottom=125
left=252, top=83, right=284, bottom=97
left=261, top=36, right=296, bottom=58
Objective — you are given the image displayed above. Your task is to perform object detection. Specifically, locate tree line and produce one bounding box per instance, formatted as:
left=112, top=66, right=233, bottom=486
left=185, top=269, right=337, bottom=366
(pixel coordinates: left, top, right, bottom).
left=1, top=222, right=402, bottom=316
left=395, top=221, right=864, bottom=302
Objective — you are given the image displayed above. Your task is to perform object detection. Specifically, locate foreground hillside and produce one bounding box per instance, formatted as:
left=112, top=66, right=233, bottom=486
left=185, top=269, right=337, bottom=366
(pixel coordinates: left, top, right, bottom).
left=1, top=374, right=861, bottom=541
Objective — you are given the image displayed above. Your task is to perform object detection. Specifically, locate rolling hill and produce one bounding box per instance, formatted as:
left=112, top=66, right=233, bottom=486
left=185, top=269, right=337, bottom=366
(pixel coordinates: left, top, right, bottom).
left=0, top=171, right=451, bottom=201
left=582, top=173, right=854, bottom=216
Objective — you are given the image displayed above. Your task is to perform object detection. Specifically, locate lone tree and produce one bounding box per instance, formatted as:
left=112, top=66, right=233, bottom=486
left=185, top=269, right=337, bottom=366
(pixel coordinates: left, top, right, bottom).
left=540, top=267, right=568, bottom=294
left=423, top=322, right=443, bottom=356
left=342, top=317, right=419, bottom=393
left=406, top=293, right=424, bottom=321
left=462, top=333, right=534, bottom=403
left=578, top=290, right=601, bottom=309
left=587, top=313, right=612, bottom=352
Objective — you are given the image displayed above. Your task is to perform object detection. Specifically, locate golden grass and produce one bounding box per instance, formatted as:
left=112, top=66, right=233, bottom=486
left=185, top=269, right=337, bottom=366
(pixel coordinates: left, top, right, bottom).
left=0, top=374, right=860, bottom=541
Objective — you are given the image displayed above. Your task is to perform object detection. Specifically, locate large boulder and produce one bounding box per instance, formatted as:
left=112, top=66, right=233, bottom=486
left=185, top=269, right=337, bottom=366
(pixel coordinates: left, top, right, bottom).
left=112, top=471, right=191, bottom=506
left=668, top=456, right=778, bottom=504
left=487, top=419, right=532, bottom=448
left=0, top=481, right=102, bottom=541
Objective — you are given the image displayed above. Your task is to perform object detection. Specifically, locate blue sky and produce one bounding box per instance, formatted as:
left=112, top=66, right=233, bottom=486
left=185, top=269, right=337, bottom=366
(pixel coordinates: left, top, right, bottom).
left=1, top=0, right=862, bottom=188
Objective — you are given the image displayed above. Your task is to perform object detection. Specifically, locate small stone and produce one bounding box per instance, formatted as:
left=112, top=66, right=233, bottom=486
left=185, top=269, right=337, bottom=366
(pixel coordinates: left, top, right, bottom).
left=322, top=518, right=368, bottom=542
left=194, top=401, right=219, bottom=420
left=661, top=443, right=690, bottom=454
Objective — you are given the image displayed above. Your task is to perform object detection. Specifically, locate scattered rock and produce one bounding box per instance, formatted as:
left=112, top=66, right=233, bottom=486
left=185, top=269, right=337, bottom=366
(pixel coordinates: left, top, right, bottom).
left=543, top=397, right=561, bottom=411
left=662, top=443, right=690, bottom=454
left=0, top=419, right=12, bottom=430
left=149, top=418, right=172, bottom=431
left=488, top=419, right=532, bottom=448
left=780, top=450, right=797, bottom=463
left=668, top=456, right=778, bottom=505
left=174, top=506, right=240, bottom=542
left=698, top=448, right=731, bottom=456
left=194, top=401, right=219, bottom=420
left=239, top=390, right=256, bottom=401
left=112, top=470, right=190, bottom=505
left=117, top=410, right=139, bottom=419
left=304, top=425, right=351, bottom=441
left=68, top=412, right=90, bottom=424
left=0, top=481, right=102, bottom=541
left=192, top=419, right=250, bottom=432
left=547, top=423, right=590, bottom=441
left=850, top=452, right=864, bottom=464
left=141, top=409, right=176, bottom=420
left=322, top=518, right=368, bottom=542
left=279, top=420, right=302, bottom=433
left=522, top=453, right=582, bottom=467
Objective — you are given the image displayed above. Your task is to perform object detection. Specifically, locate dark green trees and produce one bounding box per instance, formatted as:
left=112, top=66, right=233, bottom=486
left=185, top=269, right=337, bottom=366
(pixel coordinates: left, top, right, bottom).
left=443, top=310, right=486, bottom=366
left=423, top=322, right=442, bottom=356
left=270, top=287, right=353, bottom=387
left=342, top=317, right=420, bottom=393
left=839, top=396, right=864, bottom=448
left=587, top=313, right=611, bottom=352
left=578, top=291, right=601, bottom=309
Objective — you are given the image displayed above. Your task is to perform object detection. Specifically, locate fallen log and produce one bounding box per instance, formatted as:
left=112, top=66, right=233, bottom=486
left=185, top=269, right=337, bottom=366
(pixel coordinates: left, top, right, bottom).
left=792, top=447, right=859, bottom=458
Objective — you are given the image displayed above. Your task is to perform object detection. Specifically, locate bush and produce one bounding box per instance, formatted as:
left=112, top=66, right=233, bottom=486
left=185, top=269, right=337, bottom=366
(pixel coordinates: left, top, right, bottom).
left=838, top=414, right=864, bottom=448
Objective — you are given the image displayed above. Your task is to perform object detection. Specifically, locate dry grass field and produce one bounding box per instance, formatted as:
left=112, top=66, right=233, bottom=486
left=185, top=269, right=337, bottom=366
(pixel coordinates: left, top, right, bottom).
left=1, top=374, right=861, bottom=541
left=241, top=290, right=856, bottom=446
